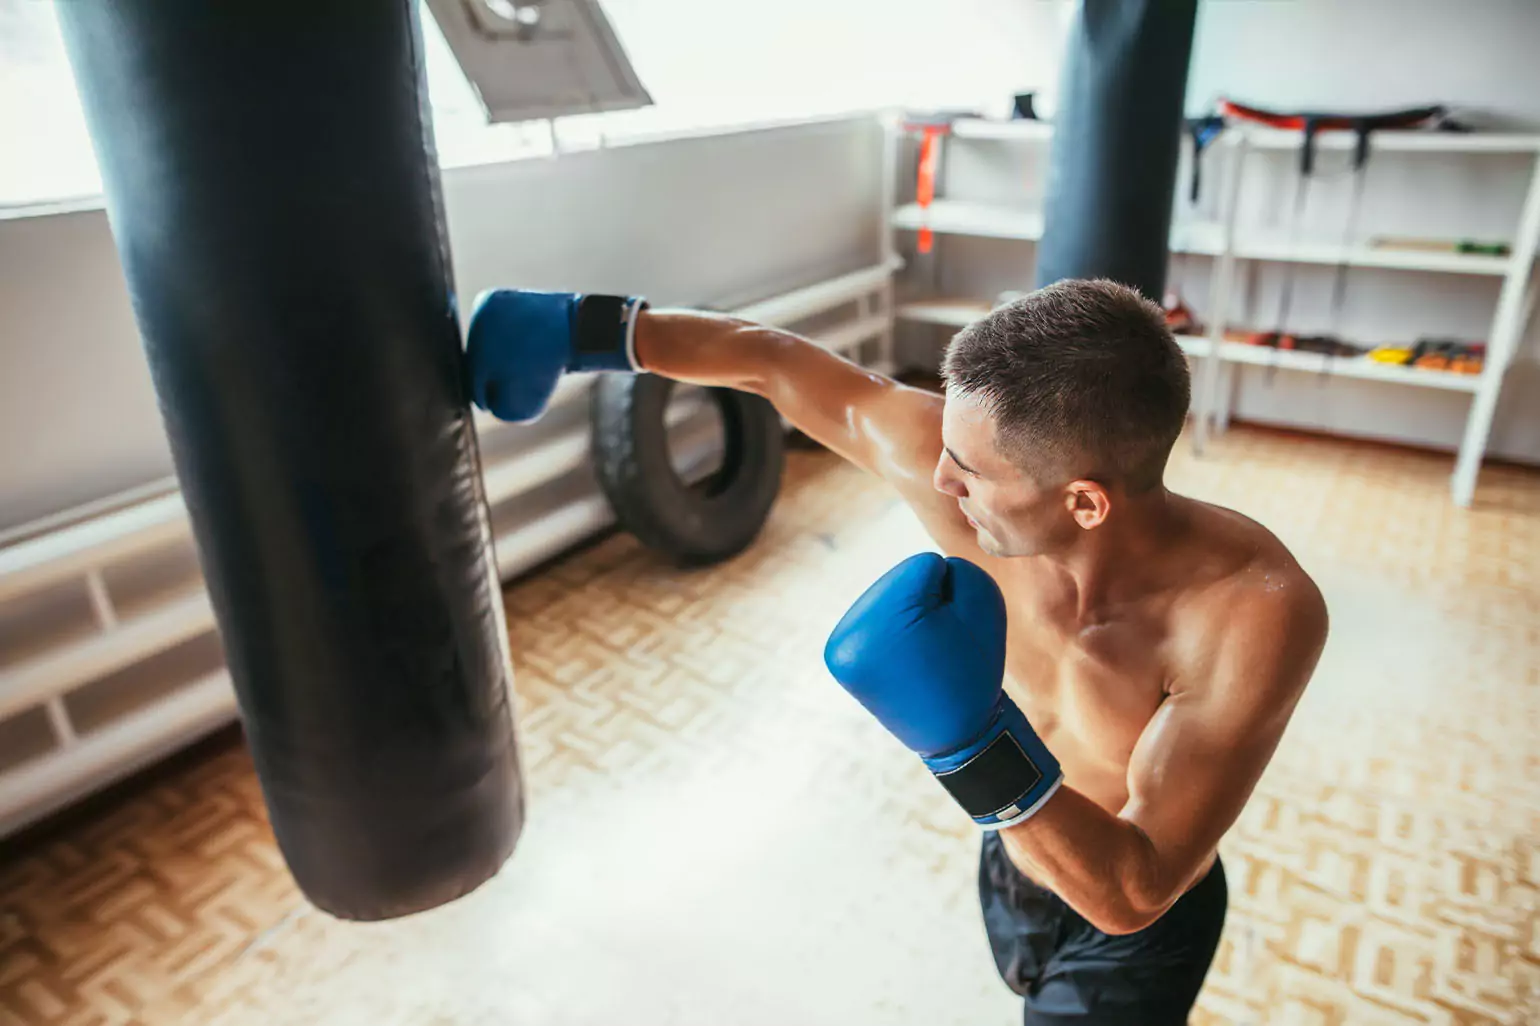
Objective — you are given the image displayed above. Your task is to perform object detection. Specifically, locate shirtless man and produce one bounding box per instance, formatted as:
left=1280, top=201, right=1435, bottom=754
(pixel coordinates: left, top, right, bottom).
left=466, top=278, right=1329, bottom=1024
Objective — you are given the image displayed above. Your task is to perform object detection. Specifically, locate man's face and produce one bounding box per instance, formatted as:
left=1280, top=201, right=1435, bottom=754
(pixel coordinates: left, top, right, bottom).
left=933, top=390, right=1074, bottom=558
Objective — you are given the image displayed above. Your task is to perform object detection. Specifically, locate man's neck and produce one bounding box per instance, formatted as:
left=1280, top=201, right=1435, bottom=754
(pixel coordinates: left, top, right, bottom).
left=1042, top=487, right=1191, bottom=619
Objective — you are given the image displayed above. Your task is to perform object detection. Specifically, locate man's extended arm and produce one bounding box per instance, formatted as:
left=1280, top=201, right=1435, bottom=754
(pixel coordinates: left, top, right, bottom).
left=997, top=581, right=1328, bottom=934
left=633, top=310, right=943, bottom=491
left=463, top=287, right=953, bottom=511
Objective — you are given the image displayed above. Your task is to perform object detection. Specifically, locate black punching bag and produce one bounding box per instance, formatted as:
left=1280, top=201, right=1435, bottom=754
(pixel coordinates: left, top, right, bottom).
left=58, top=2, right=524, bottom=920
left=1035, top=0, right=1199, bottom=301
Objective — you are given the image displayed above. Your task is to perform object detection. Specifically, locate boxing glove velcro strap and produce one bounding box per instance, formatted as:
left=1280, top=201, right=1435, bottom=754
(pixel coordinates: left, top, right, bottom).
left=570, top=293, right=647, bottom=372
left=922, top=699, right=1063, bottom=829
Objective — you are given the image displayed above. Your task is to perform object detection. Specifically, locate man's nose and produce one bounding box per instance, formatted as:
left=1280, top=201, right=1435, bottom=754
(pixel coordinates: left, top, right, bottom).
left=933, top=459, right=966, bottom=498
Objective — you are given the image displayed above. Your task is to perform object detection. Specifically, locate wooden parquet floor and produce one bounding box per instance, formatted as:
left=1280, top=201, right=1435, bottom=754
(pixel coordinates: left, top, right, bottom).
left=3, top=426, right=1539, bottom=1025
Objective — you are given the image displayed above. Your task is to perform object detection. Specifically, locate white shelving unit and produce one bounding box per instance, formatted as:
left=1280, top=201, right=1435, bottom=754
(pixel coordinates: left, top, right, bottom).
left=886, top=117, right=1540, bottom=506
left=1194, top=130, right=1540, bottom=507
left=893, top=200, right=1046, bottom=242
left=0, top=262, right=897, bottom=838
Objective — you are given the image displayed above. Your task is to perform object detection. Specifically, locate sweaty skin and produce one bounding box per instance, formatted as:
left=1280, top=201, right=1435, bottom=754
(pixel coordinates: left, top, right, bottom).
left=634, top=310, right=1328, bottom=935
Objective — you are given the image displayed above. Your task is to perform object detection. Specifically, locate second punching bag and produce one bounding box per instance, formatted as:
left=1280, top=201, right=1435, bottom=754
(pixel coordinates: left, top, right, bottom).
left=58, top=2, right=524, bottom=919
left=1035, top=0, right=1199, bottom=301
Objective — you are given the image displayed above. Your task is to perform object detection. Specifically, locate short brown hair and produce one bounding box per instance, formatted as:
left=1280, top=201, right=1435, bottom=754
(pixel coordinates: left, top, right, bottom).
left=941, top=279, right=1189, bottom=491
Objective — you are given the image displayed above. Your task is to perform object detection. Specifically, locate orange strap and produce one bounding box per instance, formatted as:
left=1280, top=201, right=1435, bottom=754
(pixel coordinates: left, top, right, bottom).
left=915, top=126, right=944, bottom=254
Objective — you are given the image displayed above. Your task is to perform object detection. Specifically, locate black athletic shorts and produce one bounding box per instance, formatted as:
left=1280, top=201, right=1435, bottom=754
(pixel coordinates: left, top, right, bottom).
left=979, top=831, right=1227, bottom=1025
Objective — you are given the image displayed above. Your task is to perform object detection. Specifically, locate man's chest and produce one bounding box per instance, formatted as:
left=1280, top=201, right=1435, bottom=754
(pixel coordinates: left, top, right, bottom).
left=994, top=580, right=1172, bottom=777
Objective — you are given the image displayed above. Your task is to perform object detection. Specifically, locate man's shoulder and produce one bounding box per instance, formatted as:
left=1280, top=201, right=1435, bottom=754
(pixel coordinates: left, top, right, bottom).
left=1178, top=496, right=1319, bottom=598
left=1168, top=499, right=1329, bottom=698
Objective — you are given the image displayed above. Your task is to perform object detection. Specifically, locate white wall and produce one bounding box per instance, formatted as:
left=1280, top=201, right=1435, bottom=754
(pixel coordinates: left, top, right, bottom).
left=0, top=207, right=172, bottom=530
left=0, top=117, right=884, bottom=531
left=1186, top=0, right=1540, bottom=129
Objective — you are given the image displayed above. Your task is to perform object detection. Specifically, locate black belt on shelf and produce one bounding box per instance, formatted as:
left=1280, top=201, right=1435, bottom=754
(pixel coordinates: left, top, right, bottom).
left=1218, top=99, right=1449, bottom=175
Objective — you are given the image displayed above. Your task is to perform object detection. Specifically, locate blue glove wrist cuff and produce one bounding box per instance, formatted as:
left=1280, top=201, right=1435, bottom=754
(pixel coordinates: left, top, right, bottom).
left=922, top=698, right=1063, bottom=829
left=567, top=294, right=647, bottom=373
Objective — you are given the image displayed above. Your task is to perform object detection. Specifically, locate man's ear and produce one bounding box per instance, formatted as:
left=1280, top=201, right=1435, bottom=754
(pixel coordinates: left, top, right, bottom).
left=1063, top=479, right=1111, bottom=530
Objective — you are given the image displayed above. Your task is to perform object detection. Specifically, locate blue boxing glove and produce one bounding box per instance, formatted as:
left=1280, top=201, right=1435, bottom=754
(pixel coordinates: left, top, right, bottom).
left=465, top=289, right=648, bottom=423
left=824, top=553, right=1063, bottom=828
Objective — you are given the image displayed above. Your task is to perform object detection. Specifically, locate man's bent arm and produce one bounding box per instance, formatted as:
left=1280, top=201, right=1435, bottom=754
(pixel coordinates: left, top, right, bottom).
left=998, top=582, right=1328, bottom=935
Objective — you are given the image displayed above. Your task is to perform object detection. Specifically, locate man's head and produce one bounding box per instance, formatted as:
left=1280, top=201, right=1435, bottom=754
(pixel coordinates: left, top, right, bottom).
left=934, top=279, right=1190, bottom=558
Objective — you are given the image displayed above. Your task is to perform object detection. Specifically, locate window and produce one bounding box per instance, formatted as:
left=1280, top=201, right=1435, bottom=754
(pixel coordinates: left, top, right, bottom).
left=556, top=0, right=1067, bottom=147
left=437, top=0, right=1067, bottom=162
left=0, top=0, right=100, bottom=208
left=0, top=0, right=1064, bottom=205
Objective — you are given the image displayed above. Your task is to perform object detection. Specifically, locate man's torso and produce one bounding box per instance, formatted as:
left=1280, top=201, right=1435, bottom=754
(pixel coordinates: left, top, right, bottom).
left=964, top=546, right=1172, bottom=813
left=901, top=486, right=1286, bottom=817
